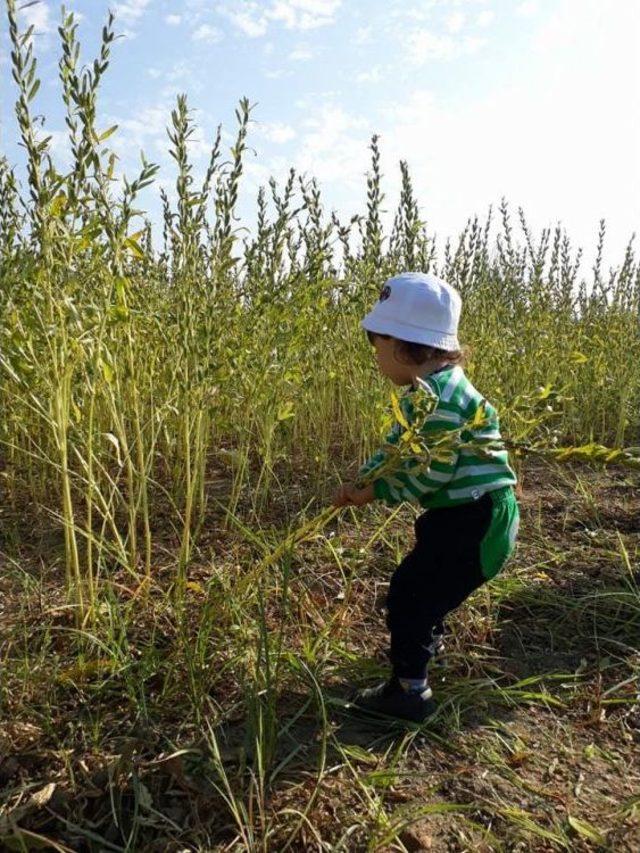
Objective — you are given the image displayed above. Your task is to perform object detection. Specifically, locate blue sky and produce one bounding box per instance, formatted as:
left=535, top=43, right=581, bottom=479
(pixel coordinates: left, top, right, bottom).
left=1, top=0, right=639, bottom=267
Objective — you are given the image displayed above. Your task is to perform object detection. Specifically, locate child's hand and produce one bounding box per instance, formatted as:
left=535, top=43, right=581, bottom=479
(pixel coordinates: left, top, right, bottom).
left=332, top=482, right=375, bottom=507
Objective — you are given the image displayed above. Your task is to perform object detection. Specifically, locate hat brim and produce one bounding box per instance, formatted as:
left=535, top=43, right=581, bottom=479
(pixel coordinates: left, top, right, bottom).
left=361, top=312, right=460, bottom=351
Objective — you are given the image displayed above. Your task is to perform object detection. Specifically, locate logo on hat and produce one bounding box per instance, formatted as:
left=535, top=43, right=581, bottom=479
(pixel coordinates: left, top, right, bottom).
left=379, top=285, right=391, bottom=302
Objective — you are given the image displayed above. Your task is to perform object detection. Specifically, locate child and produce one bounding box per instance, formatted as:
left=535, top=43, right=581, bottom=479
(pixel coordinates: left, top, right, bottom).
left=333, top=271, right=519, bottom=722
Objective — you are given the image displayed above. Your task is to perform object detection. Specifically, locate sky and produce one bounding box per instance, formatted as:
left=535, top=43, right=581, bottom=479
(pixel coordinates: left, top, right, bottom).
left=1, top=0, right=639, bottom=269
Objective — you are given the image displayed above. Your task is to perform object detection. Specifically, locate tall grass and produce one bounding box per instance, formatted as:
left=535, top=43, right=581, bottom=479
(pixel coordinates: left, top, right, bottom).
left=1, top=7, right=639, bottom=849
left=1, top=5, right=639, bottom=623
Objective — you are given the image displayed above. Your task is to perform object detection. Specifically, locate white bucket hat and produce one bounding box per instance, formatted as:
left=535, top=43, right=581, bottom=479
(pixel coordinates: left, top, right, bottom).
left=361, top=272, right=461, bottom=350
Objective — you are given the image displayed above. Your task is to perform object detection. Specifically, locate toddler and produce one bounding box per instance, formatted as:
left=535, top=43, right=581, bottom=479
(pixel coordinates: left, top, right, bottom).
left=333, top=272, right=519, bottom=722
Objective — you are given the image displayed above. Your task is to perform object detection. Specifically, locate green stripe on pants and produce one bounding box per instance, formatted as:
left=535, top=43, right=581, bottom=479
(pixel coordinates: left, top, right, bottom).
left=479, top=487, right=520, bottom=579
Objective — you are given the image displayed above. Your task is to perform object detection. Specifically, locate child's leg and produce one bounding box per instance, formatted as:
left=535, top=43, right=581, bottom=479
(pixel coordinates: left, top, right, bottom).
left=352, top=489, right=518, bottom=721
left=429, top=619, right=446, bottom=656
left=386, top=496, right=495, bottom=680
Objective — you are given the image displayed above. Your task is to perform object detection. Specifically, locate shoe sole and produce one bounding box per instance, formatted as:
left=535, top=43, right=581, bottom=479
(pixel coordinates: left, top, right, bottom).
left=343, top=696, right=437, bottom=725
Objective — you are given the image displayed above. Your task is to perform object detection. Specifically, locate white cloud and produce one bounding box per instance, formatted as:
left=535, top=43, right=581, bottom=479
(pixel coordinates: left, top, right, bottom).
left=146, top=59, right=201, bottom=88
left=289, top=46, right=314, bottom=61
left=113, top=0, right=152, bottom=24
left=226, top=7, right=268, bottom=38
left=262, top=0, right=638, bottom=269
left=293, top=100, right=371, bottom=189
left=256, top=121, right=297, bottom=143
left=157, top=60, right=205, bottom=95
left=165, top=14, right=182, bottom=26
left=165, top=61, right=195, bottom=83
left=355, top=25, right=373, bottom=44
left=18, top=0, right=51, bottom=34
left=105, top=99, right=212, bottom=171
left=217, top=0, right=341, bottom=38
left=446, top=12, right=466, bottom=34
left=407, top=30, right=486, bottom=63
left=388, top=6, right=638, bottom=265
left=186, top=123, right=217, bottom=159
left=477, top=10, right=495, bottom=28
left=356, top=67, right=383, bottom=84
left=111, top=104, right=169, bottom=155
left=192, top=24, right=223, bottom=43
left=270, top=0, right=341, bottom=31
left=46, top=129, right=71, bottom=164
left=516, top=1, right=538, bottom=17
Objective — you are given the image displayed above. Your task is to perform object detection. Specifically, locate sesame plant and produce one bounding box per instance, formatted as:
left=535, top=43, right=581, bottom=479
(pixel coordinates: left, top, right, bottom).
left=1, top=4, right=639, bottom=850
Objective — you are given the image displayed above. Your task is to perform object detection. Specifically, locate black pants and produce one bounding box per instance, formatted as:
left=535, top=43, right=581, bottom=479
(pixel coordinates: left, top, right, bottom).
left=386, top=494, right=494, bottom=679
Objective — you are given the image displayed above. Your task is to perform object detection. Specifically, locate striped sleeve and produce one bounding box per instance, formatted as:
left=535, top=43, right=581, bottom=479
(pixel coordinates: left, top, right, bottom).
left=371, top=375, right=463, bottom=506
left=358, top=366, right=515, bottom=508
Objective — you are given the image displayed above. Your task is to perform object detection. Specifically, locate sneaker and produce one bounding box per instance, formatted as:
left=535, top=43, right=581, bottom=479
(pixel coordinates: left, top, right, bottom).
left=348, top=676, right=435, bottom=723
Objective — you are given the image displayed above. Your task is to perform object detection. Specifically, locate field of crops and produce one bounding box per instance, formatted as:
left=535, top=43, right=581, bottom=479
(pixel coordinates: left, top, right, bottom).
left=1, top=3, right=639, bottom=850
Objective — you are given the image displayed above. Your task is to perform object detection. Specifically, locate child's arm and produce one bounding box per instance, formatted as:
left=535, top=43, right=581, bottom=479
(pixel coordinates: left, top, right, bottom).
left=361, top=380, right=466, bottom=506
left=372, top=405, right=462, bottom=505
left=334, top=379, right=470, bottom=508
left=332, top=414, right=404, bottom=508
left=332, top=482, right=376, bottom=507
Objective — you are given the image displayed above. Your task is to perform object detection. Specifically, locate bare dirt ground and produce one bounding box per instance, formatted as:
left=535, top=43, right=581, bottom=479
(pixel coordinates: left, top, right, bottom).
left=1, top=461, right=639, bottom=850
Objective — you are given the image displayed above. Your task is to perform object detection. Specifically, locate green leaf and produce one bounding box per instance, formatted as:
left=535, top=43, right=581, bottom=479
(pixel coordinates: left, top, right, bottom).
left=28, top=78, right=40, bottom=101
left=277, top=401, right=295, bottom=421
left=109, top=304, right=129, bottom=322
left=107, top=152, right=117, bottom=180
left=470, top=400, right=489, bottom=429
left=115, top=276, right=129, bottom=305
left=99, top=358, right=115, bottom=385
left=98, top=124, right=118, bottom=142
left=567, top=815, right=606, bottom=845
left=124, top=236, right=146, bottom=260
left=569, top=350, right=588, bottom=364
left=390, top=390, right=410, bottom=431
left=535, top=383, right=553, bottom=400
left=340, top=744, right=378, bottom=765
left=136, top=780, right=153, bottom=810
left=50, top=192, right=67, bottom=217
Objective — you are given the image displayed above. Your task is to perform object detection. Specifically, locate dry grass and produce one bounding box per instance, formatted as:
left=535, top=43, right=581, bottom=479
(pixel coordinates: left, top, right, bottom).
left=1, top=461, right=638, bottom=851
left=1, top=4, right=640, bottom=850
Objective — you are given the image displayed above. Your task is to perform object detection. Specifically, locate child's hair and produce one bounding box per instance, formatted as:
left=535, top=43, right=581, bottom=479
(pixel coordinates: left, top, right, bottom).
left=366, top=330, right=466, bottom=366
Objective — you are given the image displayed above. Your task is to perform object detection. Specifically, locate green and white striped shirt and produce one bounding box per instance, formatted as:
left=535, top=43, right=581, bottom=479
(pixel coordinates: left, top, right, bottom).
left=360, top=365, right=517, bottom=509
